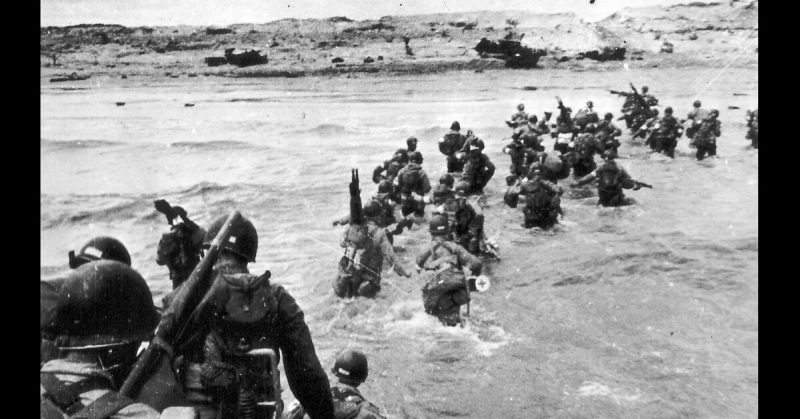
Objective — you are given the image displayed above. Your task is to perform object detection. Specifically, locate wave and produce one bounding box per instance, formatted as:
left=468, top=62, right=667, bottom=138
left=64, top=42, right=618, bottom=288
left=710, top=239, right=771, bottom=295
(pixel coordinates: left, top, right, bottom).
left=288, top=123, right=359, bottom=136
left=41, top=138, right=123, bottom=150
left=168, top=140, right=255, bottom=149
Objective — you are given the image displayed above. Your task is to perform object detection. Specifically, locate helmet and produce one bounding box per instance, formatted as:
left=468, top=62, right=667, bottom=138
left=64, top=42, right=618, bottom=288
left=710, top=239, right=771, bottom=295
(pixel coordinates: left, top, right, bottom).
left=565, top=107, right=572, bottom=113
left=44, top=260, right=159, bottom=349
left=529, top=162, right=545, bottom=177
left=642, top=86, right=649, bottom=93
left=603, top=149, right=618, bottom=160
left=377, top=180, right=393, bottom=194
left=432, top=185, right=454, bottom=203
left=393, top=148, right=408, bottom=161
left=604, top=112, right=613, bottom=120
left=454, top=181, right=470, bottom=196
left=408, top=151, right=423, bottom=163
left=429, top=214, right=450, bottom=235
left=710, top=109, right=719, bottom=117
left=651, top=108, right=659, bottom=116
left=585, top=123, right=597, bottom=133
left=331, top=349, right=368, bottom=384
left=68, top=236, right=131, bottom=269
left=406, top=136, right=418, bottom=147
left=665, top=107, right=673, bottom=114
left=450, top=121, right=460, bottom=131
left=586, top=100, right=594, bottom=107
left=363, top=200, right=382, bottom=218
left=517, top=103, right=525, bottom=111
left=528, top=114, right=538, bottom=123
left=544, top=111, right=553, bottom=118
left=202, top=214, right=258, bottom=262
left=439, top=173, right=454, bottom=187
left=693, top=100, right=702, bottom=108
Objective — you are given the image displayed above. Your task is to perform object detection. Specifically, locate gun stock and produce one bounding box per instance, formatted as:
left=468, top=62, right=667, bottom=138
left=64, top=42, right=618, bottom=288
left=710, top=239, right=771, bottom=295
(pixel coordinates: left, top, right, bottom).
left=119, top=210, right=242, bottom=400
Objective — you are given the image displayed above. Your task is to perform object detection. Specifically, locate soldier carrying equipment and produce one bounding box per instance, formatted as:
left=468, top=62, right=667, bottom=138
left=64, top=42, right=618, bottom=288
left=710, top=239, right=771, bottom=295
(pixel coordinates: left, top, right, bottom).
left=154, top=199, right=207, bottom=289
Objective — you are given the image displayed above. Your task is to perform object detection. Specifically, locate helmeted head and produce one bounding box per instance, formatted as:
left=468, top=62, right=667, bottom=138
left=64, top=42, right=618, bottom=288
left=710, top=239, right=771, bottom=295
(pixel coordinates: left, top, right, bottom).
left=604, top=112, right=613, bottom=120
left=565, top=107, right=572, bottom=114
left=393, top=148, right=408, bottom=163
left=202, top=214, right=258, bottom=263
left=332, top=349, right=369, bottom=385
left=429, top=213, right=451, bottom=236
left=585, top=123, right=597, bottom=133
left=603, top=149, right=618, bottom=160
left=517, top=103, right=525, bottom=111
left=408, top=151, right=423, bottom=164
left=362, top=200, right=382, bottom=219
left=642, top=86, right=649, bottom=93
left=528, top=114, right=538, bottom=124
left=709, top=109, right=719, bottom=118
left=439, top=173, right=454, bottom=188
left=406, top=136, right=418, bottom=151
left=693, top=100, right=702, bottom=108
left=651, top=108, right=660, bottom=117
left=377, top=180, right=393, bottom=194
left=68, top=236, right=131, bottom=269
left=432, top=184, right=454, bottom=204
left=44, top=260, right=159, bottom=352
left=528, top=162, right=545, bottom=179
left=450, top=121, right=460, bottom=131
left=664, top=107, right=673, bottom=115
left=586, top=100, right=594, bottom=108
left=466, top=144, right=482, bottom=158
left=544, top=111, right=553, bottom=120
left=454, top=181, right=470, bottom=197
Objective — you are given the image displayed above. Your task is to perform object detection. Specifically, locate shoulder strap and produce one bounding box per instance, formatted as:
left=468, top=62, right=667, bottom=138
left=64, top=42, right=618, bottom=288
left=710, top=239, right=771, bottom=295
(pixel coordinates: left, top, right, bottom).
left=69, top=390, right=137, bottom=419
left=41, top=372, right=109, bottom=416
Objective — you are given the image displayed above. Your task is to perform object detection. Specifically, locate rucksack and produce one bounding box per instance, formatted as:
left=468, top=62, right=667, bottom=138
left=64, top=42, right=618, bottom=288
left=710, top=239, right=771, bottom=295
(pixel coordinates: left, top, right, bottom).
left=420, top=242, right=467, bottom=314
left=597, top=163, right=621, bottom=191
left=399, top=167, right=423, bottom=195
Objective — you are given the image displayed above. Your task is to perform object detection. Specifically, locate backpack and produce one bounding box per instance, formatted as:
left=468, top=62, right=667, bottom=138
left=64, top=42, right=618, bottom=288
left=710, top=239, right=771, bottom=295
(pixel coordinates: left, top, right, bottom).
left=420, top=242, right=466, bottom=314
left=597, top=163, right=621, bottom=192
left=399, top=166, right=423, bottom=195
left=439, top=132, right=461, bottom=155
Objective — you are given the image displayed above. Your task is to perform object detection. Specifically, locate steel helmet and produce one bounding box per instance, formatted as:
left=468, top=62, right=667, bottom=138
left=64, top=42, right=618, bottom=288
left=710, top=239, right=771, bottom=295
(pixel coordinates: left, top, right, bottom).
left=44, top=260, right=159, bottom=349
left=529, top=162, right=545, bottom=176
left=604, top=112, right=613, bottom=120
left=406, top=136, right=418, bottom=146
left=202, top=213, right=258, bottom=262
left=642, top=86, right=649, bottom=93
left=68, top=236, right=132, bottom=269
left=363, top=200, right=382, bottom=218
left=408, top=151, right=423, bottom=163
left=454, top=181, right=470, bottom=196
left=377, top=180, right=393, bottom=194
left=332, top=349, right=368, bottom=384
left=517, top=103, right=525, bottom=111
left=429, top=214, right=450, bottom=236
left=693, top=100, right=702, bottom=108
left=710, top=109, right=719, bottom=117
left=528, top=114, right=538, bottom=123
left=450, top=121, right=460, bottom=131
left=433, top=184, right=454, bottom=199
left=603, top=149, right=618, bottom=160
left=439, top=173, right=454, bottom=187
left=565, top=107, right=572, bottom=113
left=585, top=123, right=597, bottom=133
left=665, top=107, right=673, bottom=114
left=586, top=100, right=594, bottom=107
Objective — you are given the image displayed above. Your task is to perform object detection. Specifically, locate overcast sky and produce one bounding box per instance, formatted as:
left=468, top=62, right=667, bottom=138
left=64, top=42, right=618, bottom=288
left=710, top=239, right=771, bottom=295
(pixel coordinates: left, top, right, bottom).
left=41, top=0, right=716, bottom=27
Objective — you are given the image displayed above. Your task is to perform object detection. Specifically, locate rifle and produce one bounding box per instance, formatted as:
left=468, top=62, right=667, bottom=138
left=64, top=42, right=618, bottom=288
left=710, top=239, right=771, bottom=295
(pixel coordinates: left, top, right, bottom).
left=633, top=180, right=653, bottom=189
left=349, top=169, right=364, bottom=225
left=609, top=90, right=632, bottom=97
left=118, top=210, right=243, bottom=409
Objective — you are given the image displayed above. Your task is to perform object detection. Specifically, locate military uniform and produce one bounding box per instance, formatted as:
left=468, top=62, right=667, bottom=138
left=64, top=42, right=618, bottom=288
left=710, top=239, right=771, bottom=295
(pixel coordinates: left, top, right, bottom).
left=519, top=177, right=563, bottom=229
left=596, top=119, right=622, bottom=152
left=395, top=161, right=431, bottom=216
left=694, top=116, right=721, bottom=160
left=568, top=132, right=603, bottom=177
left=439, top=129, right=467, bottom=173
left=593, top=160, right=636, bottom=206
left=436, top=194, right=484, bottom=256
left=336, top=221, right=408, bottom=298
left=654, top=113, right=682, bottom=158
left=461, top=153, right=495, bottom=194
left=417, top=233, right=482, bottom=327
left=746, top=109, right=758, bottom=149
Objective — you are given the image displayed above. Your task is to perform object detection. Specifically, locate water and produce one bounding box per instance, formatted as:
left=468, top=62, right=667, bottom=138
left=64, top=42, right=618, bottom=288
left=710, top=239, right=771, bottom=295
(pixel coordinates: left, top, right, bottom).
left=41, top=66, right=758, bottom=418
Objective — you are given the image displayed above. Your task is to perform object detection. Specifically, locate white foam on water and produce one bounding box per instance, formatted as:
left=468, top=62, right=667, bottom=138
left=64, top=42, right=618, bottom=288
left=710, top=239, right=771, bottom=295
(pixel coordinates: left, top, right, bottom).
left=576, top=381, right=643, bottom=405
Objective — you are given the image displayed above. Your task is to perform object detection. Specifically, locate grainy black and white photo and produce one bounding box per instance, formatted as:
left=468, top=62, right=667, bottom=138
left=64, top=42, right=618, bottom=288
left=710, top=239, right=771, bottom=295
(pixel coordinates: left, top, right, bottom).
left=41, top=0, right=758, bottom=417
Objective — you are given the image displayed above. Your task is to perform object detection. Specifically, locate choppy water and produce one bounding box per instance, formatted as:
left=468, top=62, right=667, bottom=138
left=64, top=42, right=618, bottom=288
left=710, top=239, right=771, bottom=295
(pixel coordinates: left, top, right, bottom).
left=41, top=66, right=758, bottom=418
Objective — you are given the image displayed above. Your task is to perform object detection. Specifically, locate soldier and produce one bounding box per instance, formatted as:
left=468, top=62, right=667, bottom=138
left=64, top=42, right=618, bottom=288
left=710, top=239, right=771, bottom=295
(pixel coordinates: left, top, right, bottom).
left=596, top=112, right=622, bottom=153
left=333, top=180, right=412, bottom=244
left=573, top=100, right=599, bottom=131
left=553, top=96, right=576, bottom=154
left=539, top=111, right=553, bottom=135
left=505, top=103, right=529, bottom=128
left=439, top=121, right=467, bottom=173
left=287, top=350, right=386, bottom=419
left=515, top=114, right=546, bottom=151
left=406, top=136, right=418, bottom=153
left=635, top=108, right=660, bottom=150
left=40, top=260, right=162, bottom=418
left=570, top=150, right=649, bottom=207
left=461, top=144, right=496, bottom=194
left=337, top=170, right=411, bottom=299
left=685, top=100, right=710, bottom=144
left=372, top=149, right=408, bottom=184
left=566, top=123, right=604, bottom=178
left=694, top=109, right=721, bottom=160
left=168, top=212, right=335, bottom=419
left=395, top=151, right=432, bottom=217
left=503, top=132, right=539, bottom=184
left=437, top=182, right=486, bottom=256
left=640, top=86, right=659, bottom=107
left=41, top=236, right=135, bottom=366
left=518, top=163, right=564, bottom=229
left=654, top=106, right=683, bottom=158
left=746, top=108, right=758, bottom=149
left=417, top=214, right=483, bottom=327
left=154, top=200, right=207, bottom=290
